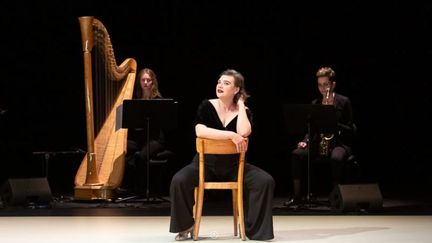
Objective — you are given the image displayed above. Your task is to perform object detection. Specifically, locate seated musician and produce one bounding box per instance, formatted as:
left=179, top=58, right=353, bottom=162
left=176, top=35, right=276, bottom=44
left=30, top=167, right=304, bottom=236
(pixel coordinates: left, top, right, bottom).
left=287, top=67, right=355, bottom=205
left=121, top=68, right=168, bottom=194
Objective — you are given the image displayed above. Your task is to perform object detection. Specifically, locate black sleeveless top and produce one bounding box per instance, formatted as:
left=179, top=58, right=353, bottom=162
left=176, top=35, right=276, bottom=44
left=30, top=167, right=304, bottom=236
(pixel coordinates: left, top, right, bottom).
left=192, top=99, right=253, bottom=179
left=194, top=99, right=253, bottom=132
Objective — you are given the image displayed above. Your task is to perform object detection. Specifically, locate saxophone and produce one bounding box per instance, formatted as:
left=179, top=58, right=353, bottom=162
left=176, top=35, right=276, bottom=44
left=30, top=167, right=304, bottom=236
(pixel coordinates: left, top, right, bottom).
left=319, top=133, right=334, bottom=156
left=319, top=87, right=334, bottom=156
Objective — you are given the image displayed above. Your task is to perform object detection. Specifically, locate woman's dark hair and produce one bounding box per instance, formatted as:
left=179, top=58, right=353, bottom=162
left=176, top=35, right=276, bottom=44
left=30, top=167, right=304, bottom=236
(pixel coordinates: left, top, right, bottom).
left=220, top=69, right=250, bottom=103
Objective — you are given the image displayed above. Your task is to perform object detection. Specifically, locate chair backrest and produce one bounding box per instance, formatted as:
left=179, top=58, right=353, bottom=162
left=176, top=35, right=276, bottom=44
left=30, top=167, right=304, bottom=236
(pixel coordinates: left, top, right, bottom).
left=195, top=137, right=247, bottom=185
left=196, top=138, right=246, bottom=155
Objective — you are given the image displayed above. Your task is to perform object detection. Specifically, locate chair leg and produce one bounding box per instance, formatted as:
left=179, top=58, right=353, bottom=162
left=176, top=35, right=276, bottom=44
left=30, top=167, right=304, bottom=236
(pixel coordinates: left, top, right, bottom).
left=237, top=189, right=246, bottom=241
left=193, top=187, right=197, bottom=219
left=193, top=186, right=204, bottom=241
left=232, top=189, right=238, bottom=236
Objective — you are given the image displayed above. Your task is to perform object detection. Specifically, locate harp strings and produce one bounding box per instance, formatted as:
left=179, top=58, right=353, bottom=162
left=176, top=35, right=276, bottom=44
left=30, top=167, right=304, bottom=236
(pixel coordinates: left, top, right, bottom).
left=92, top=25, right=123, bottom=134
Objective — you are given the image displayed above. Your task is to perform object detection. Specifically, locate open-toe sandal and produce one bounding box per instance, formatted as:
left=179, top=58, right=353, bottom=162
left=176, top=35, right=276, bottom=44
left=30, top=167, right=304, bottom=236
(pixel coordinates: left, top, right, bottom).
left=175, top=226, right=194, bottom=241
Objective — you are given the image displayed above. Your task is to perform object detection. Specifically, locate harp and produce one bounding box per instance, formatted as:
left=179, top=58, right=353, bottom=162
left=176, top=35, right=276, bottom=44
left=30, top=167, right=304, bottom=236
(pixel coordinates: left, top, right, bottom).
left=74, top=16, right=137, bottom=200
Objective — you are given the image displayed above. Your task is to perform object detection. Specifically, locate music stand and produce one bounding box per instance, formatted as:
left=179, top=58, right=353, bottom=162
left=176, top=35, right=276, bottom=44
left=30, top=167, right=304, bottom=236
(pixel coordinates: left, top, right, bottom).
left=116, top=98, right=178, bottom=203
left=283, top=104, right=337, bottom=209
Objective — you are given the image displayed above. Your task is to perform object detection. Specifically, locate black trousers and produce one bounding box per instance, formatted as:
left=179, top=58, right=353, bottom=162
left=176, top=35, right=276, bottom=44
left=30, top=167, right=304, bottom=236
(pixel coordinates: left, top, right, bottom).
left=169, top=154, right=275, bottom=241
left=291, top=145, right=350, bottom=198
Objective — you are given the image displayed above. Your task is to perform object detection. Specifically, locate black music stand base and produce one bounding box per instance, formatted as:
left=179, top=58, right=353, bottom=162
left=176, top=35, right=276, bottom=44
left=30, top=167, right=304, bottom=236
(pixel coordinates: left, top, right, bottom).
left=115, top=194, right=169, bottom=204
left=283, top=194, right=330, bottom=210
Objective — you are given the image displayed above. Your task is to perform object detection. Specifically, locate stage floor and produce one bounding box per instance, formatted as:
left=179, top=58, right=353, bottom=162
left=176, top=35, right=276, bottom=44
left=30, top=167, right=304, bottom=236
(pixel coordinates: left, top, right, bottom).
left=1, top=196, right=431, bottom=242
left=0, top=215, right=431, bottom=242
left=1, top=196, right=431, bottom=216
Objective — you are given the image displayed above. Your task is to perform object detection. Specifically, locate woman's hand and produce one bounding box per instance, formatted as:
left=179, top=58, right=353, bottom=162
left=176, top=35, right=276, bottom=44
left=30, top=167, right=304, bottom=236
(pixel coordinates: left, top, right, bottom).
left=297, top=141, right=307, bottom=149
left=237, top=95, right=245, bottom=106
left=231, top=133, right=248, bottom=152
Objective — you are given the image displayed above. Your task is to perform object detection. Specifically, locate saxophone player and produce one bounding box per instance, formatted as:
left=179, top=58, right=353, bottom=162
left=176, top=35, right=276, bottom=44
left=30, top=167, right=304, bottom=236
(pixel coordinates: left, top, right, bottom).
left=286, top=67, right=355, bottom=206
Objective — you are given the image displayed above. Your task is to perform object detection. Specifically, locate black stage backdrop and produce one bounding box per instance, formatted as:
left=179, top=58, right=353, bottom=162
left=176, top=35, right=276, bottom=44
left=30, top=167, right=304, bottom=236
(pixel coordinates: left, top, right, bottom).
left=1, top=1, right=431, bottom=198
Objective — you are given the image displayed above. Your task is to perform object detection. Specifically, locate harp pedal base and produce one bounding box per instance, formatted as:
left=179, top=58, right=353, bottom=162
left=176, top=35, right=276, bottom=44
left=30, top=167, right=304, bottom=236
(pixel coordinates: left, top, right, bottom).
left=74, top=185, right=115, bottom=201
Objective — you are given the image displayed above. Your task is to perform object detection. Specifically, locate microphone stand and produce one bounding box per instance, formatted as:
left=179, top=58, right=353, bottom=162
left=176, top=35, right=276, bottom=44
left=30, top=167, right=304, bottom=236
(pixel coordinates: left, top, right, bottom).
left=32, top=149, right=86, bottom=178
left=145, top=117, right=151, bottom=202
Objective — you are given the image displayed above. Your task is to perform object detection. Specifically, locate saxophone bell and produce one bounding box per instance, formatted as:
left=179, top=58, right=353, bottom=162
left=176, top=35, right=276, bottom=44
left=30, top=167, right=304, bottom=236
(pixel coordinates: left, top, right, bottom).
left=319, top=133, right=334, bottom=157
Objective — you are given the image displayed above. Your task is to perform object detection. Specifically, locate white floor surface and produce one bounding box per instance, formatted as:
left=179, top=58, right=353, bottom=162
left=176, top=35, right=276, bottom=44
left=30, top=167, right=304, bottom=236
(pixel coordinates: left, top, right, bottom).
left=0, top=215, right=431, bottom=242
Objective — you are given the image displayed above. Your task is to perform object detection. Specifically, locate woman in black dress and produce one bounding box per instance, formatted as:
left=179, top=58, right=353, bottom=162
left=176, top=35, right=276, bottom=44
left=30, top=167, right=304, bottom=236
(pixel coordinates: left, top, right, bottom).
left=169, top=69, right=274, bottom=241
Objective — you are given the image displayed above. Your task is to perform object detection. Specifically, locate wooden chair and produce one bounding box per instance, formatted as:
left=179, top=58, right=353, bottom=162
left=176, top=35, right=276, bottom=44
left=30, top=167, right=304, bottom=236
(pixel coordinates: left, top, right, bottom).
left=193, top=137, right=247, bottom=241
